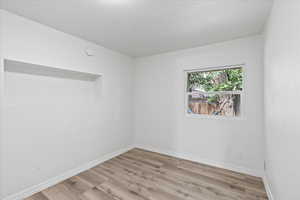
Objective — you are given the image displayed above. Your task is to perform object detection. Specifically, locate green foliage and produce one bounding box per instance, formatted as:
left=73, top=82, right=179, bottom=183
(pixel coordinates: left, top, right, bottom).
left=187, top=68, right=243, bottom=92
left=207, top=94, right=219, bottom=104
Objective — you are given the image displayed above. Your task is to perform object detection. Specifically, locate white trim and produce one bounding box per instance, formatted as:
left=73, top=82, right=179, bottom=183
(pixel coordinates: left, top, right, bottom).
left=185, top=113, right=246, bottom=120
left=2, top=145, right=134, bottom=200
left=135, top=144, right=264, bottom=178
left=187, top=91, right=242, bottom=95
left=184, top=64, right=246, bottom=120
left=0, top=58, right=5, bottom=200
left=183, top=63, right=245, bottom=73
left=2, top=144, right=266, bottom=200
left=263, top=175, right=275, bottom=200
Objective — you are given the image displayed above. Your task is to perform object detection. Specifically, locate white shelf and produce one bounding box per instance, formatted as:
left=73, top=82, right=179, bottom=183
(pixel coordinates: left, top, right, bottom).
left=4, top=59, right=102, bottom=81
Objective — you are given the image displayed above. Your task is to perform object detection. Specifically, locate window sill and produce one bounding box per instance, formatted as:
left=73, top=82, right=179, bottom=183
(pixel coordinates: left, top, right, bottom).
left=185, top=113, right=246, bottom=120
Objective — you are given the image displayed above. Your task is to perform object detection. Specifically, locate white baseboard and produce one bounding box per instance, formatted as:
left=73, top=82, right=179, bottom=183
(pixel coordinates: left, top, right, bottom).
left=263, top=175, right=274, bottom=200
left=2, top=145, right=134, bottom=200
left=2, top=144, right=265, bottom=200
left=135, top=144, right=264, bottom=178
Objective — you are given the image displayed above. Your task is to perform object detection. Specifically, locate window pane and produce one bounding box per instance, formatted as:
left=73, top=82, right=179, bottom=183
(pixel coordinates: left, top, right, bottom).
left=187, top=67, right=243, bottom=92
left=187, top=93, right=241, bottom=117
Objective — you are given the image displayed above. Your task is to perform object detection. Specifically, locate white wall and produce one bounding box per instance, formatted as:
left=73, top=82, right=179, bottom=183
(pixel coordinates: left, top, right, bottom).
left=0, top=10, right=134, bottom=198
left=134, top=36, right=265, bottom=176
left=0, top=8, right=4, bottom=199
left=0, top=8, right=270, bottom=199
left=264, top=1, right=300, bottom=199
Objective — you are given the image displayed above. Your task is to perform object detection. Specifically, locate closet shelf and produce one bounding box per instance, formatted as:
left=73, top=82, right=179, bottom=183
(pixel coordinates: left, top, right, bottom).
left=4, top=59, right=102, bottom=81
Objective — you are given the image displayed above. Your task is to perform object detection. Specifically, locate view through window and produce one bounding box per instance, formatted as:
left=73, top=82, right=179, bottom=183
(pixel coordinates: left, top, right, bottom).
left=186, top=66, right=243, bottom=117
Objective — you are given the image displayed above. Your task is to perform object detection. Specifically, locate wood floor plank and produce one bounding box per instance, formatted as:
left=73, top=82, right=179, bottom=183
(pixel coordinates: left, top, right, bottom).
left=80, top=187, right=113, bottom=200
left=97, top=179, right=151, bottom=200
left=61, top=176, right=93, bottom=195
left=132, top=148, right=263, bottom=184
left=24, top=192, right=49, bottom=200
left=122, top=149, right=267, bottom=200
left=96, top=161, right=201, bottom=200
left=93, top=164, right=184, bottom=200
left=77, top=170, right=107, bottom=187
left=42, top=184, right=81, bottom=200
left=120, top=153, right=247, bottom=198
left=25, top=148, right=268, bottom=200
left=113, top=156, right=243, bottom=200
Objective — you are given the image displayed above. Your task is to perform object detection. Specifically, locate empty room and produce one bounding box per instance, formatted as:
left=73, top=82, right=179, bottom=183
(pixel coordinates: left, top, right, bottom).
left=0, top=0, right=298, bottom=199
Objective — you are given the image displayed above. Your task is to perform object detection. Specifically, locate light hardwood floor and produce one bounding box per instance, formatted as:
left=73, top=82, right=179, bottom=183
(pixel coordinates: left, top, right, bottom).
left=25, top=148, right=268, bottom=200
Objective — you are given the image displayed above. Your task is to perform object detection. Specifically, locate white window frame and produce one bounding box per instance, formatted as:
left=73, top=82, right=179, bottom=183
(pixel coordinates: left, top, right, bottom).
left=184, top=64, right=245, bottom=120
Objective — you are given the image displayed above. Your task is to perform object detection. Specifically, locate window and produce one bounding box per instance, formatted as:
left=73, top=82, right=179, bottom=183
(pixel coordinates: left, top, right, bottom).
left=185, top=65, right=243, bottom=117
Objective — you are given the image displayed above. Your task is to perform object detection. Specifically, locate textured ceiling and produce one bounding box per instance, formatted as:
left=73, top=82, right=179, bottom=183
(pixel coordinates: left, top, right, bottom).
left=1, top=0, right=273, bottom=57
